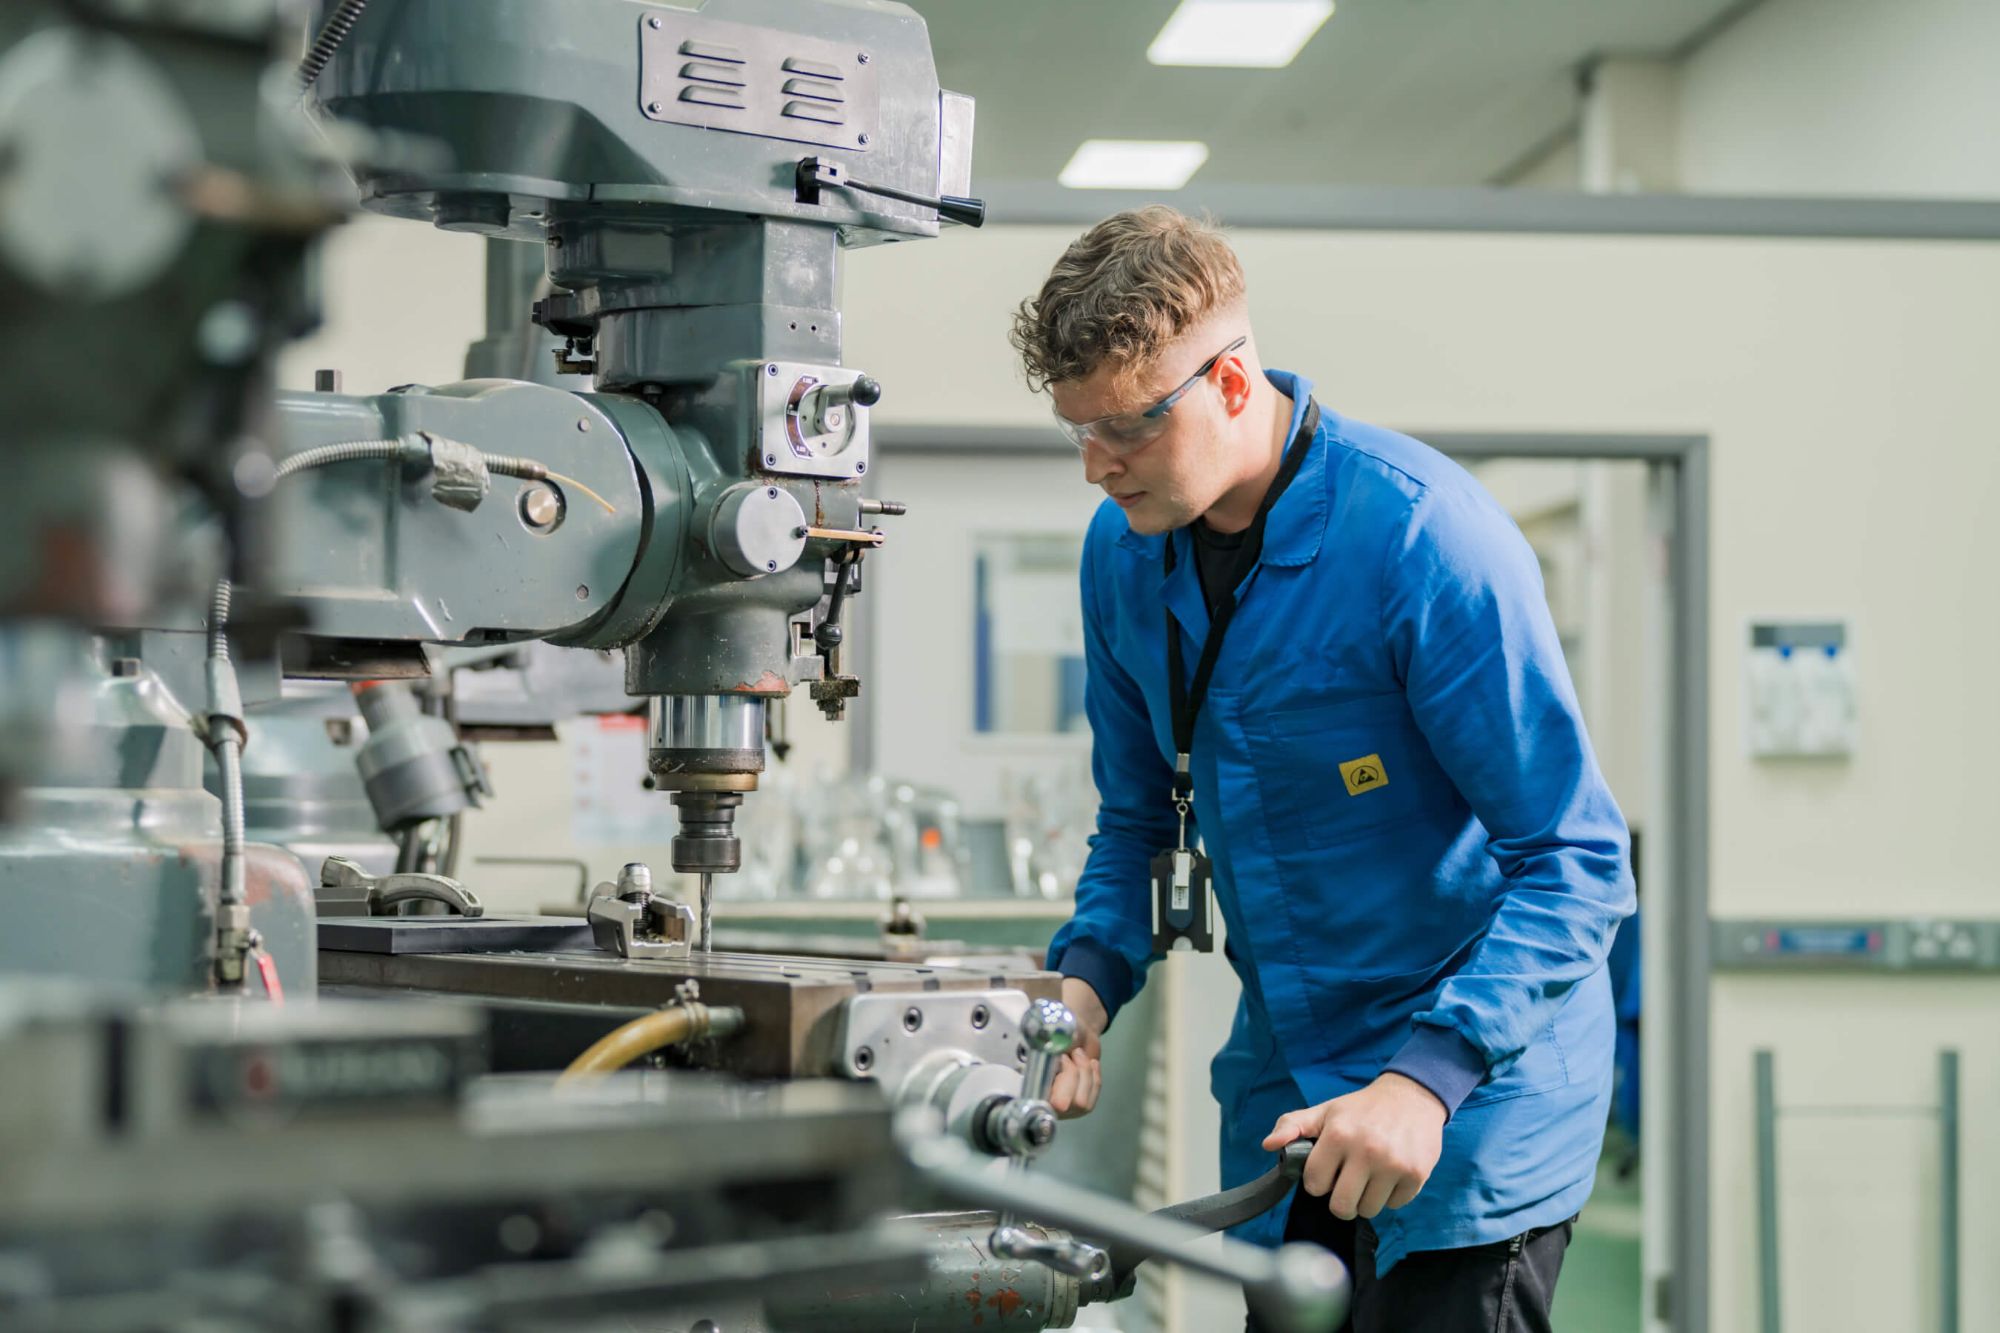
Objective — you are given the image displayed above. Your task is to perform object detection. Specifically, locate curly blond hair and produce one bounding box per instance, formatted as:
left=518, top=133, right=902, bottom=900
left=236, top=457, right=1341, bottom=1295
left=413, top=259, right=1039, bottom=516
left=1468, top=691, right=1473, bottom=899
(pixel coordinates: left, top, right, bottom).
left=1009, top=206, right=1245, bottom=395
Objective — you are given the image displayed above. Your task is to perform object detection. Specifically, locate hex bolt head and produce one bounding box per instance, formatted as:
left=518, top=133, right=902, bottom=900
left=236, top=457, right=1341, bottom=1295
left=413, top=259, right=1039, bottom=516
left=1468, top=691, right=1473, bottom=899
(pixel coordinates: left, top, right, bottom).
left=647, top=101, right=662, bottom=114
left=902, top=1006, right=923, bottom=1033
left=857, top=134, right=870, bottom=146
left=857, top=52, right=870, bottom=63
left=647, top=14, right=663, bottom=28
left=854, top=1046, right=874, bottom=1073
left=970, top=1004, right=990, bottom=1030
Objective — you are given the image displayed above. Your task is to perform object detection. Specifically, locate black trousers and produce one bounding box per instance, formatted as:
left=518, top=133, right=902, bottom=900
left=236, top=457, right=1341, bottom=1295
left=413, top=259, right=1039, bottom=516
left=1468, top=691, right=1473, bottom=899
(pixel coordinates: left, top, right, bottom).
left=1245, top=1186, right=1574, bottom=1333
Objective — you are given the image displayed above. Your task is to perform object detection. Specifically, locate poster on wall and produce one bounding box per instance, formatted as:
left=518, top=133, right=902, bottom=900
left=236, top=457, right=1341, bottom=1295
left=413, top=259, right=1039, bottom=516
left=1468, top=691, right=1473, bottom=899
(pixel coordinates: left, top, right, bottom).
left=564, top=714, right=670, bottom=845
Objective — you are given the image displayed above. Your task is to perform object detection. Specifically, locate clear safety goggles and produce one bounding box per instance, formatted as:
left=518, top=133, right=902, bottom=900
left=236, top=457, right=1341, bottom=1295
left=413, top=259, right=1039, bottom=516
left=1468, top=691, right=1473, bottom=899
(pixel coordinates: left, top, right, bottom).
left=1053, top=336, right=1247, bottom=456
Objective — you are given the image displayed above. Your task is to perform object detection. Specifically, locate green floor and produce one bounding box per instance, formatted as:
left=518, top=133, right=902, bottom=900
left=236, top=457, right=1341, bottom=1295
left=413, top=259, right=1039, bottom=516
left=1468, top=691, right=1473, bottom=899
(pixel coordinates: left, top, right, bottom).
left=1556, top=1144, right=1644, bottom=1333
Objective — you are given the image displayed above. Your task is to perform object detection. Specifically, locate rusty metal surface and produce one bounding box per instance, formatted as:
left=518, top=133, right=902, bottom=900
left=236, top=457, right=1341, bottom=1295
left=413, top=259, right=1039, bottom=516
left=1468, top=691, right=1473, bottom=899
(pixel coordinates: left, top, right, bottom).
left=319, top=944, right=1059, bottom=1079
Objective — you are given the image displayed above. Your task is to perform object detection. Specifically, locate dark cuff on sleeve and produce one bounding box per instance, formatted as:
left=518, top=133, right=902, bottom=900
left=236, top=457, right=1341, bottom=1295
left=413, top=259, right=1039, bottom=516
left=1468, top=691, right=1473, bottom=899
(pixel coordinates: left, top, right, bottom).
left=1049, top=938, right=1134, bottom=1030
left=1384, top=1025, right=1487, bottom=1120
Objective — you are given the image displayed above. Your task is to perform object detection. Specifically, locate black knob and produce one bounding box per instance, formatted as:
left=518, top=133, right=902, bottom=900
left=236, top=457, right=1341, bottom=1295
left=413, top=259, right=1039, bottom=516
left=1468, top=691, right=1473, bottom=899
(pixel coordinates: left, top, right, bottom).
left=848, top=375, right=883, bottom=407
left=938, top=195, right=987, bottom=228
left=815, top=623, right=845, bottom=651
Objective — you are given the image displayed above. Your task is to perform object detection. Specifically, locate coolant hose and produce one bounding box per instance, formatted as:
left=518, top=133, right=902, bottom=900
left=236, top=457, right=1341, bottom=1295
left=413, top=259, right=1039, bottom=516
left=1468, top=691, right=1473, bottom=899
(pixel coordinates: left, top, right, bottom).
left=555, top=1002, right=745, bottom=1084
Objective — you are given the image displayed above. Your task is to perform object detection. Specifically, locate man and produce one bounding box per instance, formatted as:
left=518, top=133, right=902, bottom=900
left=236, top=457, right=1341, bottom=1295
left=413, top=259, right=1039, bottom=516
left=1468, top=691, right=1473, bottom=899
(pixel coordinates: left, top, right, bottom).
left=1013, top=207, right=1633, bottom=1332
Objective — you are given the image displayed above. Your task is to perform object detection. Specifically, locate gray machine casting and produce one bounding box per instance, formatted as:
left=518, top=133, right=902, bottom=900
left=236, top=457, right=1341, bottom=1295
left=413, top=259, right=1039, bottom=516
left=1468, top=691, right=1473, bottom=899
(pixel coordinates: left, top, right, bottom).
left=254, top=0, right=983, bottom=907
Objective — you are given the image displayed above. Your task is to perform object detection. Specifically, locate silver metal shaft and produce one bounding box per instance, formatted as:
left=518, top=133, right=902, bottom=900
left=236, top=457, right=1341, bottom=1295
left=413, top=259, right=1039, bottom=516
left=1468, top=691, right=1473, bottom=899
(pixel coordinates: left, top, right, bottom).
left=699, top=872, right=714, bottom=952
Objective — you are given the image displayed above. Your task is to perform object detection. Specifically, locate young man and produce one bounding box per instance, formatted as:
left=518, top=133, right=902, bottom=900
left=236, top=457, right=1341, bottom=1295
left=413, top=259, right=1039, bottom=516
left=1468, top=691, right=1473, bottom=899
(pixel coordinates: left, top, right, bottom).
left=1014, top=208, right=1633, bottom=1332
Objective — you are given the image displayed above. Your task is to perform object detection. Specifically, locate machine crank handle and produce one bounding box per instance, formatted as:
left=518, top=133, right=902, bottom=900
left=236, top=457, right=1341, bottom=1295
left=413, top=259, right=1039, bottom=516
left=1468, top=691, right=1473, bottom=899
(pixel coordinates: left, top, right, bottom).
left=798, top=525, right=884, bottom=547
left=904, top=1132, right=1350, bottom=1333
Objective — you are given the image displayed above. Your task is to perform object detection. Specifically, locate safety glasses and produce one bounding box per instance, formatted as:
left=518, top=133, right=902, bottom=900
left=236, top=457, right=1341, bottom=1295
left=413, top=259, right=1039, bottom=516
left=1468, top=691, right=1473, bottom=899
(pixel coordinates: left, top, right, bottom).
left=1053, top=335, right=1248, bottom=456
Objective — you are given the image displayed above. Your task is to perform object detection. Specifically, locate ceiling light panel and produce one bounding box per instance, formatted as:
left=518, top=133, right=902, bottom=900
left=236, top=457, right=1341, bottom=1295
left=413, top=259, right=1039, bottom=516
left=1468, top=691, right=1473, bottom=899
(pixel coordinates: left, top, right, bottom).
left=1148, top=0, right=1335, bottom=69
left=1058, top=140, right=1211, bottom=190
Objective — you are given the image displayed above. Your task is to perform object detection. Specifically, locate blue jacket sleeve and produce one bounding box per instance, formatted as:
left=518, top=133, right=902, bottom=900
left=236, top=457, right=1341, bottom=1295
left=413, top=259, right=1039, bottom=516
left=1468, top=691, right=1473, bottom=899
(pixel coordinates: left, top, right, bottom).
left=1379, top=485, right=1635, bottom=1082
left=1044, top=518, right=1176, bottom=1026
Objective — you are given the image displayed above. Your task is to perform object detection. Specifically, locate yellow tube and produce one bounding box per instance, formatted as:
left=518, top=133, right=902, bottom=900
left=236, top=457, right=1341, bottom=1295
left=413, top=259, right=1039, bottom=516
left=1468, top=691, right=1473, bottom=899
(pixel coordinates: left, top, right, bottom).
left=556, top=1005, right=700, bottom=1085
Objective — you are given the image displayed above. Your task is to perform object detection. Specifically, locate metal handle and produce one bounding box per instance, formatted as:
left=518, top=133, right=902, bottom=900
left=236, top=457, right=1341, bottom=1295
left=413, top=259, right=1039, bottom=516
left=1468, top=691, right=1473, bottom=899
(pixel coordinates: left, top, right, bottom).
left=987, top=998, right=1079, bottom=1261
left=1101, top=1139, right=1314, bottom=1279
left=908, top=1132, right=1349, bottom=1333
left=990, top=1223, right=1109, bottom=1281
left=1017, top=998, right=1076, bottom=1104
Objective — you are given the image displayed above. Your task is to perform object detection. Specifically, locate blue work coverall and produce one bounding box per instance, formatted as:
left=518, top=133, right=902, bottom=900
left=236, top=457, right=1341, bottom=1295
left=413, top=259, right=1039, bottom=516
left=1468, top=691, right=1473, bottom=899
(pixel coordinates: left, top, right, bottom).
left=1047, top=371, right=1634, bottom=1273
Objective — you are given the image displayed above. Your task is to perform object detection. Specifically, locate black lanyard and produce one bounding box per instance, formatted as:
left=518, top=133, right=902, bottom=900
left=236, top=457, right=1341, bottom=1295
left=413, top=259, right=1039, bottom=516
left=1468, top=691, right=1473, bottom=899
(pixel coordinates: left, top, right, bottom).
left=1164, top=400, right=1319, bottom=825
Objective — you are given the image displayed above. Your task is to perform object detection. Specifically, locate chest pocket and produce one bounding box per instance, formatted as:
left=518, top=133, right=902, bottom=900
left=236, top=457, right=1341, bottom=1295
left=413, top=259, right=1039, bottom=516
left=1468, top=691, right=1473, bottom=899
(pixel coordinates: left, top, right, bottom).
left=1243, top=692, right=1452, bottom=851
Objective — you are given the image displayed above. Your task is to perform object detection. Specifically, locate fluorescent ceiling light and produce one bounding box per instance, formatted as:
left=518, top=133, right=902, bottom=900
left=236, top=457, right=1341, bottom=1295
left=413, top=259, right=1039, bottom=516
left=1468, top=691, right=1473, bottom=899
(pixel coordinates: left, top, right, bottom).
left=1148, top=0, right=1335, bottom=68
left=1059, top=140, right=1211, bottom=191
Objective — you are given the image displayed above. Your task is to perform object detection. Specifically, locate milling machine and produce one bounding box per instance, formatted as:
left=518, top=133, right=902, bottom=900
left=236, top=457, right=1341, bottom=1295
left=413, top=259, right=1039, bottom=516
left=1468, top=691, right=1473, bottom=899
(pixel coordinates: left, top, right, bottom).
left=0, top=1, right=1352, bottom=1327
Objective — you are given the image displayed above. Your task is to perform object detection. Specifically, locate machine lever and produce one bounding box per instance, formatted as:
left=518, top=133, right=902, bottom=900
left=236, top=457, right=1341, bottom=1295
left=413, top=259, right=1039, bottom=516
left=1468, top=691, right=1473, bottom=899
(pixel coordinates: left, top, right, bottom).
left=907, top=1132, right=1350, bottom=1333
left=1101, top=1139, right=1315, bottom=1281
left=795, top=156, right=987, bottom=227
left=799, top=525, right=884, bottom=546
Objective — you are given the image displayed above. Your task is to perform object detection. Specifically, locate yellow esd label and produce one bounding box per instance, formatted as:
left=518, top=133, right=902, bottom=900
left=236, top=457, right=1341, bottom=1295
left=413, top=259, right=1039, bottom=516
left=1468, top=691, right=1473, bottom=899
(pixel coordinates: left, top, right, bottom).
left=1339, top=754, right=1388, bottom=797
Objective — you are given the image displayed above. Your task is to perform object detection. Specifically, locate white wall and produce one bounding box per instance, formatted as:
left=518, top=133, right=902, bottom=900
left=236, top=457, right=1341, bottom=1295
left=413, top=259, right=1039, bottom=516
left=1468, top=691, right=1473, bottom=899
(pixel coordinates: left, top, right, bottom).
left=844, top=222, right=2000, bottom=1332
left=1680, top=0, right=2000, bottom=198
left=279, top=214, right=486, bottom=394
left=865, top=450, right=1097, bottom=816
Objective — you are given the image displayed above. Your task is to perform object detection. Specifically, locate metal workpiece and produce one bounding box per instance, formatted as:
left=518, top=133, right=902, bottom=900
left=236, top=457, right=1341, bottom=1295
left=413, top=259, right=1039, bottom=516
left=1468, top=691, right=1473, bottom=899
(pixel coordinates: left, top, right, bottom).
left=318, top=946, right=1061, bottom=1081
left=260, top=381, right=649, bottom=647
left=317, top=854, right=484, bottom=919
left=585, top=863, right=696, bottom=959
left=350, top=680, right=489, bottom=829
left=709, top=483, right=810, bottom=577
left=312, top=0, right=955, bottom=242
left=764, top=1213, right=1085, bottom=1331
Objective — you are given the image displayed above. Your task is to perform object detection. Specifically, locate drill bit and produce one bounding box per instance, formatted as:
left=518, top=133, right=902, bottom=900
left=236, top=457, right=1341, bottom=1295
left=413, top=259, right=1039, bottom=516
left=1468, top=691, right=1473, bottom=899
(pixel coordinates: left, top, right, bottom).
left=699, top=872, right=714, bottom=953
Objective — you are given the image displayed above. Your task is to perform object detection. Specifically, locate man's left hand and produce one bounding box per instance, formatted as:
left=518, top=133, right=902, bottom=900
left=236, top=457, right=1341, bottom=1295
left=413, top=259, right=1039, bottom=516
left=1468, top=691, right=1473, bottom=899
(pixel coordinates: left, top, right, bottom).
left=1262, top=1073, right=1447, bottom=1220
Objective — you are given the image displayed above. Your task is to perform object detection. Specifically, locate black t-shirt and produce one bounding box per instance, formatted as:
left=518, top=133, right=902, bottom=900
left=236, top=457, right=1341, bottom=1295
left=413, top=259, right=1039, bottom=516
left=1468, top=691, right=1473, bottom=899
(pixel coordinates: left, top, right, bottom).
left=1190, top=460, right=1301, bottom=613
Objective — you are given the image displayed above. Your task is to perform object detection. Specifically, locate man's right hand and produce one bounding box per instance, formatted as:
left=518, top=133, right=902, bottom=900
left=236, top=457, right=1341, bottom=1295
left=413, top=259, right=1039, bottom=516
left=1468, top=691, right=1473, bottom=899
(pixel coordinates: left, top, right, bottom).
left=1048, top=977, right=1107, bottom=1118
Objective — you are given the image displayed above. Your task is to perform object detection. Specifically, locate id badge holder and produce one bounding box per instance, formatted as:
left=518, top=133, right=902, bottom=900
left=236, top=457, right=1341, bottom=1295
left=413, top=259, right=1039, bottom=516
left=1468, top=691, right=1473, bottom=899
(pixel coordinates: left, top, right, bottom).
left=1150, top=845, right=1214, bottom=953
left=1151, top=764, right=1214, bottom=953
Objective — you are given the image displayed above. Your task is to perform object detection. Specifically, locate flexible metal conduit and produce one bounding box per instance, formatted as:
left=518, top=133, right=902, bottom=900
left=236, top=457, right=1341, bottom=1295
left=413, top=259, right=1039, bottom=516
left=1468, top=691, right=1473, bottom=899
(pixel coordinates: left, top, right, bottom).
left=556, top=1002, right=746, bottom=1084
left=208, top=580, right=246, bottom=920
left=298, top=0, right=369, bottom=89
left=275, top=436, right=561, bottom=485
